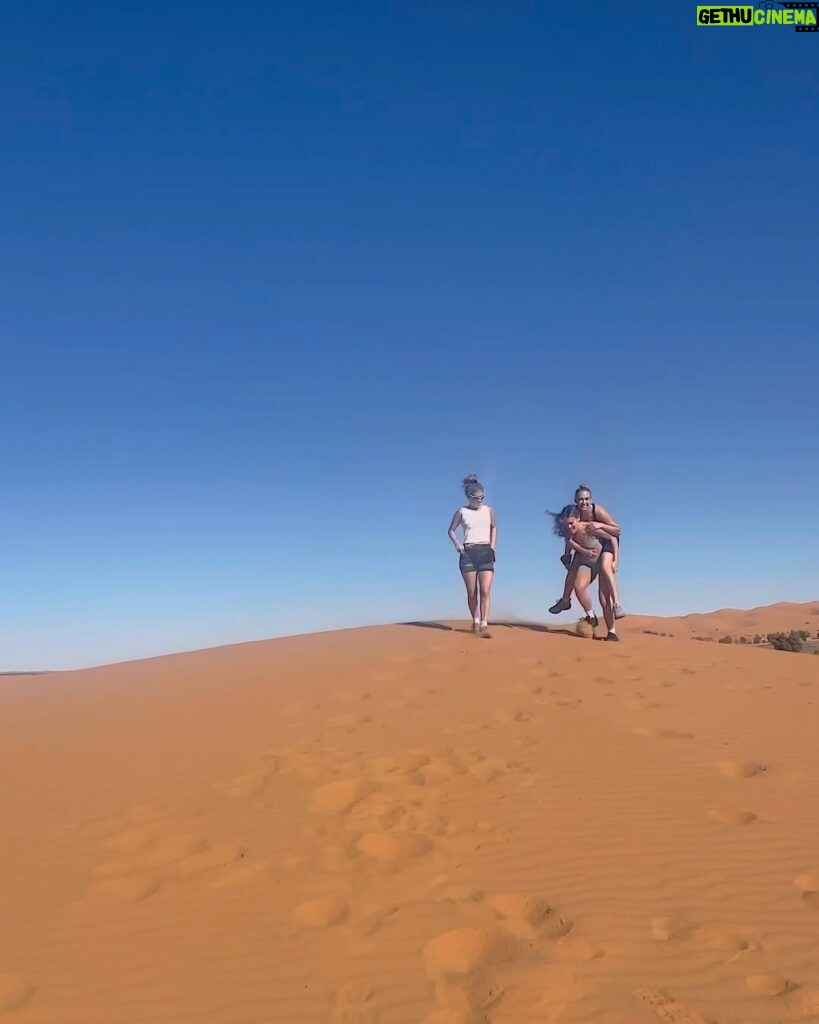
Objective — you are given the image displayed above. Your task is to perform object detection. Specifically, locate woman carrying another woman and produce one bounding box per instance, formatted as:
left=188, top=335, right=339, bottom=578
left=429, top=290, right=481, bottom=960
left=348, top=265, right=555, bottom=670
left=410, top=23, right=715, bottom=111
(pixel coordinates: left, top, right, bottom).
left=549, top=484, right=624, bottom=620
left=448, top=474, right=497, bottom=635
left=551, top=505, right=621, bottom=641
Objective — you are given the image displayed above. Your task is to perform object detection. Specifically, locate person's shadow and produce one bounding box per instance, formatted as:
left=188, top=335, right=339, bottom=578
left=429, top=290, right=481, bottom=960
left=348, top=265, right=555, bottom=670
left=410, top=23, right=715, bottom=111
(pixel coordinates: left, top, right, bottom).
left=401, top=619, right=577, bottom=636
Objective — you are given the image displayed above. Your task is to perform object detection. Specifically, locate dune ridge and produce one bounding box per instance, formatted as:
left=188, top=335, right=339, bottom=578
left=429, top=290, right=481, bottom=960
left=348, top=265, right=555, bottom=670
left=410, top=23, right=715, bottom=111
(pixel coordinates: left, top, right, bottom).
left=2, top=614, right=819, bottom=1022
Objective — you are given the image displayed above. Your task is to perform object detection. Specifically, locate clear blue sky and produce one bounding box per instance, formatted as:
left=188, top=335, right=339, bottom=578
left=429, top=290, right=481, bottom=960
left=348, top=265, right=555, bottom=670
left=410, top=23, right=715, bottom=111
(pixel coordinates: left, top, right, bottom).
left=2, top=2, right=817, bottom=670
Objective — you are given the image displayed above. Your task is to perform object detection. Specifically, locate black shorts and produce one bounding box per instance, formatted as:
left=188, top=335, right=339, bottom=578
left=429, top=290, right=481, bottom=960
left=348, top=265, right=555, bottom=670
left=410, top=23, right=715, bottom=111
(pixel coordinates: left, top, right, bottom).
left=459, top=544, right=495, bottom=573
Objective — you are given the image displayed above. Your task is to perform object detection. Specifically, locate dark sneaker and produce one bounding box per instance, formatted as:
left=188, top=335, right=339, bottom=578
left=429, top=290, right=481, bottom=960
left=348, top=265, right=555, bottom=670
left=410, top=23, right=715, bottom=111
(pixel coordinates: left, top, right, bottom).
left=614, top=604, right=626, bottom=620
left=472, top=622, right=481, bottom=635
left=605, top=631, right=620, bottom=642
left=585, top=614, right=599, bottom=628
left=549, top=598, right=572, bottom=614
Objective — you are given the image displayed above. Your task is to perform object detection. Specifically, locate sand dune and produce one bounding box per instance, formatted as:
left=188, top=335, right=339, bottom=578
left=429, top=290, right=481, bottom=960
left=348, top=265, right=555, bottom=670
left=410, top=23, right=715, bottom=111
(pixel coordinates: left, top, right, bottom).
left=2, top=615, right=819, bottom=1022
left=625, top=600, right=819, bottom=641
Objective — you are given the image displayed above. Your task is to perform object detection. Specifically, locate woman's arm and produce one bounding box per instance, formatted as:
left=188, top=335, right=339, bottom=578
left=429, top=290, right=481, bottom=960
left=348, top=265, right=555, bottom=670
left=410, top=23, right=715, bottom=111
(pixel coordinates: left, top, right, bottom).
left=489, top=506, right=497, bottom=551
left=448, top=510, right=464, bottom=553
left=591, top=504, right=621, bottom=537
left=587, top=521, right=619, bottom=539
left=567, top=538, right=591, bottom=555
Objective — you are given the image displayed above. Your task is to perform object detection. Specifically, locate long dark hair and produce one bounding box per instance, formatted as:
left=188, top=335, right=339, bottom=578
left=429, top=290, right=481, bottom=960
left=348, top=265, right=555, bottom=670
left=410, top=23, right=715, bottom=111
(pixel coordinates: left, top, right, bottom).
left=545, top=503, right=579, bottom=538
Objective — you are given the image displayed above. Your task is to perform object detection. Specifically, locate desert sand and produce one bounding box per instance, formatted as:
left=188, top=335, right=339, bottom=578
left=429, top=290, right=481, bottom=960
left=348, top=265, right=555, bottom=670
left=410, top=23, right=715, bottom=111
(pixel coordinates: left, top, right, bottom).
left=625, top=601, right=819, bottom=642
left=2, top=610, right=819, bottom=1023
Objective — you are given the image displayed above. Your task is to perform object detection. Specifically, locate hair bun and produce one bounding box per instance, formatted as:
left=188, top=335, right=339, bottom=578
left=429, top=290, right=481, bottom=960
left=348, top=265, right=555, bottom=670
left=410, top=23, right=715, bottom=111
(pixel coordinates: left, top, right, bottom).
left=462, top=473, right=479, bottom=487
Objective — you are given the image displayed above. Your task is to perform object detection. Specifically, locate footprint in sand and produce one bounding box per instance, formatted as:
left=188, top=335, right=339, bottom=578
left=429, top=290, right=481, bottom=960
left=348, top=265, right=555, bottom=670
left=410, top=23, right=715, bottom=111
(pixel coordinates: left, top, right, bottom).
left=310, top=778, right=380, bottom=814
left=468, top=757, right=519, bottom=782
left=793, top=872, right=819, bottom=893
left=746, top=974, right=790, bottom=996
left=624, top=697, right=661, bottom=711
left=707, top=808, right=757, bottom=825
left=493, top=708, right=534, bottom=724
left=80, top=875, right=162, bottom=910
left=356, top=832, right=433, bottom=863
left=354, top=901, right=399, bottom=936
left=632, top=727, right=694, bottom=739
left=717, top=760, right=766, bottom=779
left=421, top=928, right=520, bottom=1022
left=0, top=974, right=36, bottom=1013
left=423, top=925, right=519, bottom=978
left=331, top=980, right=378, bottom=1024
left=635, top=988, right=715, bottom=1023
left=335, top=688, right=372, bottom=703
left=290, top=896, right=349, bottom=927
left=651, top=918, right=759, bottom=959
left=227, top=766, right=280, bottom=801
left=327, top=712, right=372, bottom=730
left=486, top=892, right=573, bottom=939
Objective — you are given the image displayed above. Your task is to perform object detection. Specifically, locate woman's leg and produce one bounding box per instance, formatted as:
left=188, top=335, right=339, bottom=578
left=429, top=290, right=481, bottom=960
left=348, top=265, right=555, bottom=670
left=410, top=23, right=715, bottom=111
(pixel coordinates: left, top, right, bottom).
left=478, top=570, right=494, bottom=626
left=549, top=564, right=578, bottom=613
left=598, top=552, right=619, bottom=626
left=599, top=576, right=614, bottom=630
left=461, top=570, right=479, bottom=625
left=573, top=566, right=595, bottom=619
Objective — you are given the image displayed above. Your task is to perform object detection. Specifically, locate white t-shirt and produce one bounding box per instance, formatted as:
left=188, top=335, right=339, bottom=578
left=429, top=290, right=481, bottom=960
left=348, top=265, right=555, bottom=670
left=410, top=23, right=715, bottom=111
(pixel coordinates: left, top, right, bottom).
left=459, top=505, right=492, bottom=545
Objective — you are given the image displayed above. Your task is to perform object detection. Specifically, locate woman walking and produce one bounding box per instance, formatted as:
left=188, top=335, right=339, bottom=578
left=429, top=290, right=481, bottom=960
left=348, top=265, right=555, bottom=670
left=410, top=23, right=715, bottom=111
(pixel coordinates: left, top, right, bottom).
left=448, top=474, right=497, bottom=635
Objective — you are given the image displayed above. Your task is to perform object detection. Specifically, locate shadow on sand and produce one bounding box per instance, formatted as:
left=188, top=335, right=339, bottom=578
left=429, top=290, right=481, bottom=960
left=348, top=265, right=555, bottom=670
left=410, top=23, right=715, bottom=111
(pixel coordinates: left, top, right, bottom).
left=401, top=619, right=585, bottom=639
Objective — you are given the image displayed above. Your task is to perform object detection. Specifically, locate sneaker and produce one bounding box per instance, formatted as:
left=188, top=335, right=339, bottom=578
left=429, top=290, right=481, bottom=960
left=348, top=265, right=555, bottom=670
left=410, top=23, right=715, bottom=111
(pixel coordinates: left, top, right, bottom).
left=614, top=604, right=626, bottom=620
left=585, top=614, right=599, bottom=628
left=605, top=631, right=620, bottom=642
left=472, top=622, right=481, bottom=634
left=549, top=598, right=572, bottom=614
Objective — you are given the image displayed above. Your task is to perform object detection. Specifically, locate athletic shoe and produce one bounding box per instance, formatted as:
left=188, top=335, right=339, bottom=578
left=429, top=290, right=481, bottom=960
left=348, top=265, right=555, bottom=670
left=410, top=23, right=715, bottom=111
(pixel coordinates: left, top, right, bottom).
left=605, top=631, right=620, bottom=642
left=585, top=614, right=599, bottom=628
left=472, top=622, right=481, bottom=634
left=549, top=598, right=572, bottom=614
left=614, top=604, right=626, bottom=619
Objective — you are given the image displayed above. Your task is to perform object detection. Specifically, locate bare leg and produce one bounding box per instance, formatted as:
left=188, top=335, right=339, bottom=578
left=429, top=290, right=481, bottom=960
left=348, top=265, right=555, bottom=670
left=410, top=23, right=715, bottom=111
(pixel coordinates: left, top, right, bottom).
left=478, top=570, right=494, bottom=626
left=550, top=563, right=578, bottom=614
left=573, top=566, right=595, bottom=618
left=599, top=550, right=621, bottom=608
left=598, top=552, right=619, bottom=612
left=600, top=578, right=615, bottom=631
left=561, top=563, right=578, bottom=601
left=461, top=570, right=479, bottom=624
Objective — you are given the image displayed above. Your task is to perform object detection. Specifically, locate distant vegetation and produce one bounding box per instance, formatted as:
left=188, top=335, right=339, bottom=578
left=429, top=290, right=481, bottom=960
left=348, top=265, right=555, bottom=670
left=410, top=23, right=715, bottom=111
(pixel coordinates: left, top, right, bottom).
left=692, top=629, right=818, bottom=654
left=766, top=630, right=810, bottom=653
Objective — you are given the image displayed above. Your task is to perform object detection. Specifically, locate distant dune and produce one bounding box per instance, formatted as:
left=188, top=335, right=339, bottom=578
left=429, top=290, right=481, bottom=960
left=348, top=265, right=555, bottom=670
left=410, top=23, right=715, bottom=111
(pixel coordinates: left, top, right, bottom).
left=625, top=599, right=819, bottom=640
left=2, top=607, right=819, bottom=1022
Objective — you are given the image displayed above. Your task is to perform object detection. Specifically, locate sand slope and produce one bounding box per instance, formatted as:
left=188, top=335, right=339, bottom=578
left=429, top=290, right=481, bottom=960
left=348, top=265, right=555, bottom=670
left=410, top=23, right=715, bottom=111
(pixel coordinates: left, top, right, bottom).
left=2, top=620, right=819, bottom=1023
left=625, top=601, right=819, bottom=641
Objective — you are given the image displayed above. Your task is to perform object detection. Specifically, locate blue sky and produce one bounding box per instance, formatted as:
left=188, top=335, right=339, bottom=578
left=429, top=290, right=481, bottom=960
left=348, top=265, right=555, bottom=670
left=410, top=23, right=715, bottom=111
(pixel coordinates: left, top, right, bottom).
left=2, top=2, right=817, bottom=669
